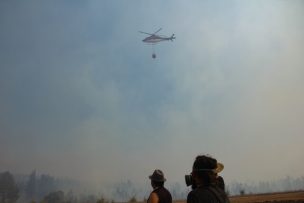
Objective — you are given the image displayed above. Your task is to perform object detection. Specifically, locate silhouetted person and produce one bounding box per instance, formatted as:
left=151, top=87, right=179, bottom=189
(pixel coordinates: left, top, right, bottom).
left=186, top=155, right=229, bottom=203
left=147, top=169, right=172, bottom=203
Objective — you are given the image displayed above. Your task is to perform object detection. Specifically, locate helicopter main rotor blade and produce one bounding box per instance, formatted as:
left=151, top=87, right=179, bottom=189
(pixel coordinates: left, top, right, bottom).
left=139, top=31, right=153, bottom=35
left=153, top=28, right=162, bottom=34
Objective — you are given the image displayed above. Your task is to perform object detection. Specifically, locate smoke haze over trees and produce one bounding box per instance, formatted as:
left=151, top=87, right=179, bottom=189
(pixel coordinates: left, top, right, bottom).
left=227, top=176, right=304, bottom=196
left=1, top=1, right=304, bottom=202
left=0, top=171, right=19, bottom=203
left=1, top=170, right=303, bottom=202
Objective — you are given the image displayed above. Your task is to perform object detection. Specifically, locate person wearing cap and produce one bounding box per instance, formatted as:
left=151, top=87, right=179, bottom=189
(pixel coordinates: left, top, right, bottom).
left=186, top=155, right=229, bottom=203
left=147, top=169, right=172, bottom=203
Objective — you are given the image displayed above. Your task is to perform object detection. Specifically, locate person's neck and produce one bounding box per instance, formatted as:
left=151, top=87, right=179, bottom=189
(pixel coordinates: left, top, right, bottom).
left=153, top=186, right=160, bottom=190
left=195, top=180, right=204, bottom=187
left=197, top=184, right=204, bottom=188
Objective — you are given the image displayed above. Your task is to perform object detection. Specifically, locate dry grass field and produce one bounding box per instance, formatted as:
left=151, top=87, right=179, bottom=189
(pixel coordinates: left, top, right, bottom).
left=228, top=191, right=304, bottom=203
left=173, top=191, right=304, bottom=203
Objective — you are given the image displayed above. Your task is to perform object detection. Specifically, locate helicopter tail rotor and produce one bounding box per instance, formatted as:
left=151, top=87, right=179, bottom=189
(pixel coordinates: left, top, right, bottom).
left=170, top=34, right=175, bottom=41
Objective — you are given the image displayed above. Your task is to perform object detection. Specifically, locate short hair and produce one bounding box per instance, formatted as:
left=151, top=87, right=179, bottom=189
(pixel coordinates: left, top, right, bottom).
left=192, top=155, right=217, bottom=186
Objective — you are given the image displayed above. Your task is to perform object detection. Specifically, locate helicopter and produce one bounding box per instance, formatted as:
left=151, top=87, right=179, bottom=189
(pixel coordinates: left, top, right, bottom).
left=139, top=28, right=175, bottom=59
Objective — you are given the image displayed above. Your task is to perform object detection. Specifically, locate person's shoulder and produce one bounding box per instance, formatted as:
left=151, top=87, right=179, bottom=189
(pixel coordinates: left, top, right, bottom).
left=148, top=192, right=159, bottom=203
left=192, top=187, right=213, bottom=195
left=187, top=188, right=213, bottom=201
left=187, top=190, right=197, bottom=203
left=163, top=187, right=171, bottom=193
left=160, top=187, right=172, bottom=200
left=207, top=186, right=230, bottom=203
left=187, top=191, right=212, bottom=203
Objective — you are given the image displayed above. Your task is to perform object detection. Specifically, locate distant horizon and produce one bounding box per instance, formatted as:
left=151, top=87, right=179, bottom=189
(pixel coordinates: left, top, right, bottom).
left=6, top=169, right=304, bottom=200
left=8, top=169, right=304, bottom=186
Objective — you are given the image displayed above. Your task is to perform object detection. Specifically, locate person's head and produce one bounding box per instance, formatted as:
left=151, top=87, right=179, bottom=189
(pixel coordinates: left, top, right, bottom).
left=149, top=169, right=166, bottom=188
left=191, top=155, right=217, bottom=187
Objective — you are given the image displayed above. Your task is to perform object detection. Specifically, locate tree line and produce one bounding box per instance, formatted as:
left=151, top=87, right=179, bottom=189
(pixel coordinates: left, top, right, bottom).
left=227, top=176, right=304, bottom=196
left=1, top=170, right=304, bottom=203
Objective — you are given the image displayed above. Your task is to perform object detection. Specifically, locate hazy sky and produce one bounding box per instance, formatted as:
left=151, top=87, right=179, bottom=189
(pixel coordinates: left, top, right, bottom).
left=1, top=0, right=303, bottom=188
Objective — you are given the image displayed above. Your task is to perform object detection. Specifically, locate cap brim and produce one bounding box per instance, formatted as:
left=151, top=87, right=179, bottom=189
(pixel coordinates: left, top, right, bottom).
left=213, top=162, right=224, bottom=173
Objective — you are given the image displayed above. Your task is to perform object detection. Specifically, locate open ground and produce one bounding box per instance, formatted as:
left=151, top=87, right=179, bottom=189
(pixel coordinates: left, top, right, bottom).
left=171, top=191, right=304, bottom=203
